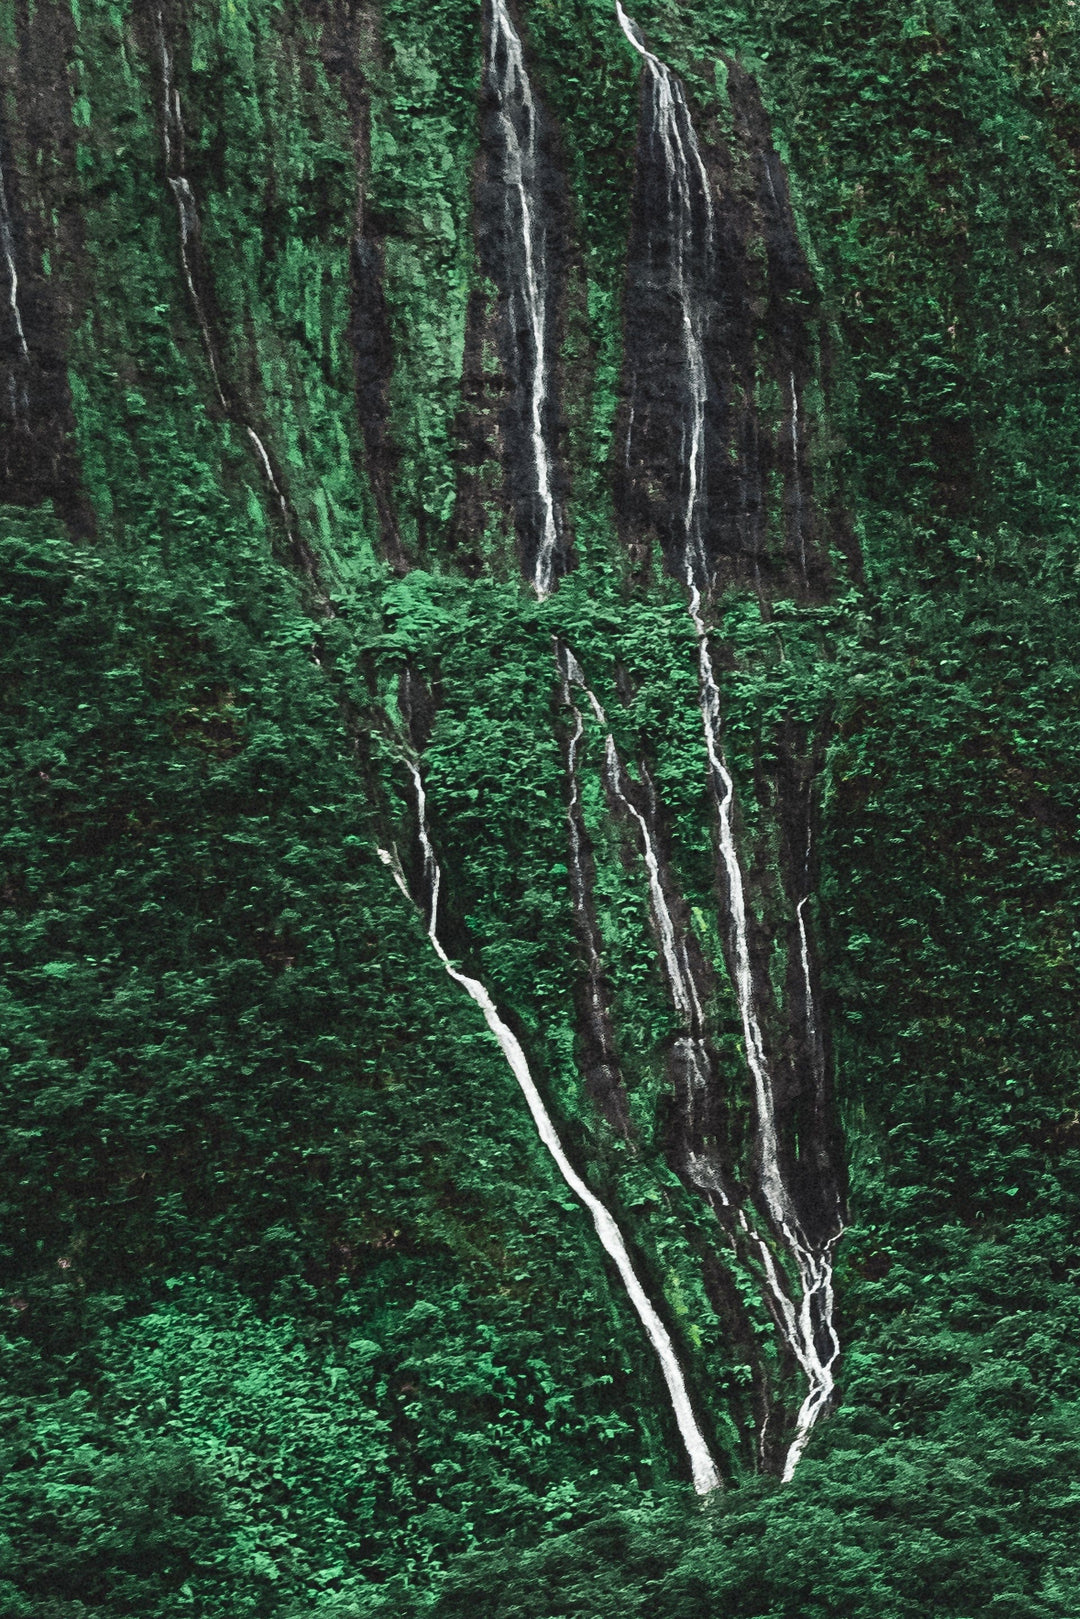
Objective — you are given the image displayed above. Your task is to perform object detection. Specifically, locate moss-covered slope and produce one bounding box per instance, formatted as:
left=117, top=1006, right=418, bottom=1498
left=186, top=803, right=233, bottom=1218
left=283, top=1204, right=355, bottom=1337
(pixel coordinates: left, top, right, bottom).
left=2, top=1, right=1080, bottom=1614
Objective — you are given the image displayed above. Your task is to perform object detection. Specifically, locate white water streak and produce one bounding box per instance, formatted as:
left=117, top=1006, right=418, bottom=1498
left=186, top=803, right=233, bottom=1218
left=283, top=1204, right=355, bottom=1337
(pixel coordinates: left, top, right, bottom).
left=160, top=13, right=175, bottom=170
left=0, top=159, right=28, bottom=361
left=697, top=565, right=839, bottom=1478
left=167, top=175, right=228, bottom=411
left=611, top=739, right=701, bottom=1027
left=378, top=759, right=721, bottom=1495
left=246, top=425, right=297, bottom=542
left=618, top=7, right=839, bottom=1478
left=796, top=824, right=818, bottom=1067
left=562, top=652, right=702, bottom=1034
left=790, top=372, right=806, bottom=581
left=159, top=19, right=228, bottom=413
left=562, top=651, right=723, bottom=1166
left=489, top=0, right=559, bottom=596
left=565, top=655, right=795, bottom=1264
left=616, top=2, right=711, bottom=587
left=563, top=688, right=620, bottom=1080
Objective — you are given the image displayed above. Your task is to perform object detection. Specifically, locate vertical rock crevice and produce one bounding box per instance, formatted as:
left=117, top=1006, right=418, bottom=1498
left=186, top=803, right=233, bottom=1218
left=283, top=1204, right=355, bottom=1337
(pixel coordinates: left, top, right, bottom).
left=313, top=0, right=408, bottom=572
left=558, top=645, right=633, bottom=1137
left=475, top=0, right=571, bottom=593
left=615, top=6, right=844, bottom=1480
left=146, top=2, right=326, bottom=601
left=0, top=0, right=93, bottom=536
left=618, top=24, right=844, bottom=600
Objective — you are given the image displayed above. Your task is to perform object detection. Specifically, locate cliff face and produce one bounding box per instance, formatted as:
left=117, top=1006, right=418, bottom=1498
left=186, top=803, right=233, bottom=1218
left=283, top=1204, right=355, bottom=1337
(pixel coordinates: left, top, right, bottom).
left=4, top=1, right=1080, bottom=1613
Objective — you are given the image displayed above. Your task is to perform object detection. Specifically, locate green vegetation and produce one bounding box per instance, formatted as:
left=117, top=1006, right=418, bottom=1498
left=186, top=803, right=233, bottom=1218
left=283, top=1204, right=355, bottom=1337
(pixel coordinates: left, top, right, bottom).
left=3, top=0, right=1080, bottom=1613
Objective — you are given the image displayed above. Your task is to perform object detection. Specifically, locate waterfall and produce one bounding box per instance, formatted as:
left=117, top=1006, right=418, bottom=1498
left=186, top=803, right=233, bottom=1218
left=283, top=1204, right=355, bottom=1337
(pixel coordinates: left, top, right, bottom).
left=796, top=823, right=820, bottom=1081
left=158, top=17, right=226, bottom=410
left=558, top=647, right=629, bottom=1132
left=561, top=648, right=736, bottom=1201
left=617, top=6, right=840, bottom=1479
left=560, top=649, right=821, bottom=1382
left=789, top=372, right=807, bottom=583
left=485, top=0, right=560, bottom=596
left=615, top=1, right=711, bottom=589
left=602, top=737, right=721, bottom=1125
left=378, top=751, right=722, bottom=1496
left=0, top=158, right=28, bottom=362
left=560, top=646, right=716, bottom=1103
left=243, top=421, right=299, bottom=550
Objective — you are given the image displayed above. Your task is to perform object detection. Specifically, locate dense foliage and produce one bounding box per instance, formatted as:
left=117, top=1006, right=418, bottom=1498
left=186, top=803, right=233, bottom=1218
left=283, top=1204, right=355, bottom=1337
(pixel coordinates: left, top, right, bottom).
left=3, top=0, right=1080, bottom=1613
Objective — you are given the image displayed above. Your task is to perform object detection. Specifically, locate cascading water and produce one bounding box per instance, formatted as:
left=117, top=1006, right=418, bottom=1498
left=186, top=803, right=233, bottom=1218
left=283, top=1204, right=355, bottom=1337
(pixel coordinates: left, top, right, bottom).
left=796, top=823, right=821, bottom=1085
left=559, top=649, right=843, bottom=1475
left=560, top=647, right=713, bottom=1099
left=789, top=372, right=807, bottom=583
left=617, top=5, right=841, bottom=1479
left=558, top=647, right=629, bottom=1133
left=615, top=2, right=712, bottom=591
left=378, top=746, right=722, bottom=1496
left=0, top=158, right=28, bottom=363
left=562, top=668, right=787, bottom=1220
left=158, top=19, right=225, bottom=411
left=485, top=0, right=561, bottom=596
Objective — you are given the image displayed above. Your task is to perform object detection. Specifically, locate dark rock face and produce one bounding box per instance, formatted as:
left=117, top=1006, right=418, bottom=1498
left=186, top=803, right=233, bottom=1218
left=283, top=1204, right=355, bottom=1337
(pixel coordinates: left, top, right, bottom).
left=473, top=0, right=571, bottom=590
left=619, top=54, right=844, bottom=601
left=313, top=0, right=408, bottom=571
left=617, top=57, right=716, bottom=583
left=723, top=62, right=825, bottom=595
left=0, top=2, right=92, bottom=538
left=350, top=233, right=405, bottom=568
left=143, top=3, right=325, bottom=596
left=768, top=719, right=846, bottom=1247
left=564, top=793, right=632, bottom=1136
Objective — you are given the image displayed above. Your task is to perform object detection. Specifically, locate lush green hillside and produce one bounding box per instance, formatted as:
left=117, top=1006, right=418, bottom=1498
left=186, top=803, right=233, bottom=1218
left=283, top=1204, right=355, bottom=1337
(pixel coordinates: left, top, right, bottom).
left=3, top=1, right=1080, bottom=1614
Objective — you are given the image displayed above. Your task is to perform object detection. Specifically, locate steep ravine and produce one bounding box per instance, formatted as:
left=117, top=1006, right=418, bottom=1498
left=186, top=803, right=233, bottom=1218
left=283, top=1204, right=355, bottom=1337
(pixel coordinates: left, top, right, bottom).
left=482, top=0, right=565, bottom=593
left=615, top=4, right=844, bottom=1477
left=371, top=0, right=849, bottom=1480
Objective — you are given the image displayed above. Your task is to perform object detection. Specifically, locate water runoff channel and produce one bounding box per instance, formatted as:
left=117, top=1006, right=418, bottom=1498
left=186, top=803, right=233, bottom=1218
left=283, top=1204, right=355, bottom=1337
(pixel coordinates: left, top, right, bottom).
left=378, top=0, right=841, bottom=1490
left=616, top=2, right=841, bottom=1481
left=149, top=6, right=725, bottom=1486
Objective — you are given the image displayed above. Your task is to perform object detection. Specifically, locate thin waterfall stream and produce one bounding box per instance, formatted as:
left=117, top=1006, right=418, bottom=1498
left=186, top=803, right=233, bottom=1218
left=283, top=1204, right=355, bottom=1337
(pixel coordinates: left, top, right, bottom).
left=558, top=647, right=832, bottom=1436
left=378, top=749, right=722, bottom=1496
left=790, top=373, right=807, bottom=584
left=158, top=16, right=227, bottom=413
left=0, top=157, right=28, bottom=363
left=558, top=651, right=629, bottom=1132
left=559, top=646, right=713, bottom=1099
left=616, top=3, right=840, bottom=1479
left=796, top=824, right=821, bottom=1081
left=557, top=644, right=834, bottom=1436
left=486, top=0, right=560, bottom=596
